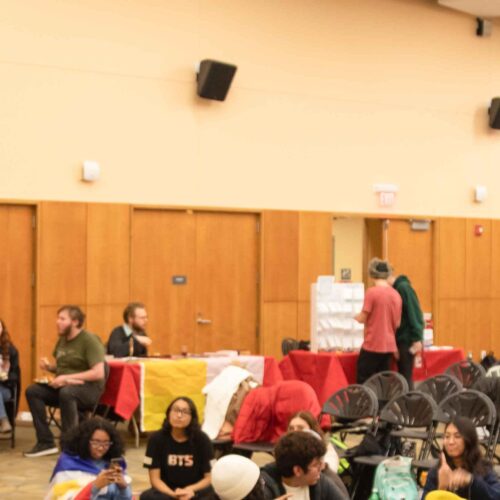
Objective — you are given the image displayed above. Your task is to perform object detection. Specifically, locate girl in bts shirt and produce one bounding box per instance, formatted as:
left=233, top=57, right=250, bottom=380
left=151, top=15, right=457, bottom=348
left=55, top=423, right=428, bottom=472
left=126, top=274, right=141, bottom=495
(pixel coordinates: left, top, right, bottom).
left=141, top=396, right=214, bottom=500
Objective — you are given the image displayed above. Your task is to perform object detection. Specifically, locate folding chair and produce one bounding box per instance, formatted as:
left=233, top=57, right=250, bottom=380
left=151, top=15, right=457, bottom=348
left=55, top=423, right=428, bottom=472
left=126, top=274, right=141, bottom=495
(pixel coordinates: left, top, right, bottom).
left=418, top=374, right=463, bottom=404
left=321, top=384, right=378, bottom=441
left=350, top=391, right=437, bottom=497
left=445, top=360, right=485, bottom=388
left=3, top=378, right=19, bottom=448
left=281, top=338, right=300, bottom=356
left=47, top=362, right=110, bottom=431
left=364, top=370, right=409, bottom=411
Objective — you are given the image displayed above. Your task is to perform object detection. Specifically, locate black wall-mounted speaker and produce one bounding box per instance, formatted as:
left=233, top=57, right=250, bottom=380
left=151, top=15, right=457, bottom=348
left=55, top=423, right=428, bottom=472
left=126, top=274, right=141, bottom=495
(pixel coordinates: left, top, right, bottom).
left=197, top=59, right=237, bottom=102
left=489, top=98, right=500, bottom=129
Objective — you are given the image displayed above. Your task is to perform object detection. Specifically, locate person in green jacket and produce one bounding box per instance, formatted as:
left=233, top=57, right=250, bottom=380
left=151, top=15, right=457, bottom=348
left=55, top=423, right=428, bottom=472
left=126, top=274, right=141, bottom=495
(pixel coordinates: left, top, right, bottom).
left=387, top=274, right=424, bottom=389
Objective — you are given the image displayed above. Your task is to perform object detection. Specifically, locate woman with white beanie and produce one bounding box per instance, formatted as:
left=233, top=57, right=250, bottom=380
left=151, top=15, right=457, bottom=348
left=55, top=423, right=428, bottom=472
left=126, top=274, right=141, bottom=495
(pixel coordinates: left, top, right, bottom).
left=212, top=455, right=266, bottom=500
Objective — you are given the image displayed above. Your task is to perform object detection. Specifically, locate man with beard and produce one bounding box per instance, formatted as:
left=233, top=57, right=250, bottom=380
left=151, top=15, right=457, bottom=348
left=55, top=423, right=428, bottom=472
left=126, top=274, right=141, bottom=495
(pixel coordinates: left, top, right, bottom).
left=106, top=302, right=152, bottom=358
left=24, top=305, right=105, bottom=457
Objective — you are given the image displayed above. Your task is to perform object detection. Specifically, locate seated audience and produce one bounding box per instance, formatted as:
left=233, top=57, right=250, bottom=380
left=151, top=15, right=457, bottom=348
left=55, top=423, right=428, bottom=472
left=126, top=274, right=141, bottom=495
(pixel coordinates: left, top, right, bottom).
left=0, top=318, right=19, bottom=436
left=261, top=431, right=347, bottom=500
left=212, top=454, right=265, bottom=500
left=288, top=411, right=348, bottom=497
left=107, top=302, right=151, bottom=358
left=46, top=417, right=132, bottom=499
left=25, top=305, right=106, bottom=457
left=422, top=417, right=500, bottom=499
left=141, top=396, right=214, bottom=499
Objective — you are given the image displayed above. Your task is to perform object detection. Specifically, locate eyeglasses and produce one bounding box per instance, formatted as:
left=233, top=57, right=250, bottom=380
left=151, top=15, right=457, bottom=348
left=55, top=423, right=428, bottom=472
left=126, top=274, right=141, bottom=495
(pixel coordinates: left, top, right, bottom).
left=90, top=440, right=113, bottom=448
left=171, top=407, right=192, bottom=417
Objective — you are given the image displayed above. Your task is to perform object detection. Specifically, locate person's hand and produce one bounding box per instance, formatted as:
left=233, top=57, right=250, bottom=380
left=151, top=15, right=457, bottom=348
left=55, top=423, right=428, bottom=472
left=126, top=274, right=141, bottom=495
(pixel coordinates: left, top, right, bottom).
left=93, top=469, right=117, bottom=490
left=49, top=375, right=67, bottom=388
left=174, top=487, right=195, bottom=499
left=438, top=452, right=452, bottom=490
left=393, top=350, right=400, bottom=361
left=449, top=468, right=472, bottom=490
left=134, top=334, right=152, bottom=346
left=411, top=341, right=423, bottom=353
left=40, top=357, right=51, bottom=371
left=111, top=468, right=128, bottom=489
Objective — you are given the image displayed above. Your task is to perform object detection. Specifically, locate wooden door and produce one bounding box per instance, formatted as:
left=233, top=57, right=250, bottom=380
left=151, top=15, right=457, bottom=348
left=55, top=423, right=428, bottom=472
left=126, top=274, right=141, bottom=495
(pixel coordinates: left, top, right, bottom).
left=131, top=210, right=259, bottom=355
left=131, top=210, right=196, bottom=355
left=386, top=219, right=433, bottom=313
left=195, top=212, right=259, bottom=353
left=0, top=205, right=35, bottom=410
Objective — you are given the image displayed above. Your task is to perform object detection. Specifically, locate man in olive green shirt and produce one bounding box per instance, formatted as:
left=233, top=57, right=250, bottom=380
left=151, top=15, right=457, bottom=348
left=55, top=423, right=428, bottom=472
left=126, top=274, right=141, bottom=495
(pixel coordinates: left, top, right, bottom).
left=25, top=305, right=105, bottom=457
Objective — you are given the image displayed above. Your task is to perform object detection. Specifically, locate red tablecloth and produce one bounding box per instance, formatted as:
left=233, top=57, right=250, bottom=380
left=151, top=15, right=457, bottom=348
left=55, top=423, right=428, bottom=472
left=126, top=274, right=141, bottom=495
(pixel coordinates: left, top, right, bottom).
left=100, top=356, right=282, bottom=421
left=100, top=361, right=141, bottom=420
left=280, top=348, right=465, bottom=405
left=279, top=351, right=349, bottom=406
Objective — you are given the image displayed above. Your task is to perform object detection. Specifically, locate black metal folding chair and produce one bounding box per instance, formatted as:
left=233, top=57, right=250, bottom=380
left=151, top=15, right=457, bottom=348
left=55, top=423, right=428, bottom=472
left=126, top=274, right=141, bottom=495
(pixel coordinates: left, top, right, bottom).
left=3, top=378, right=19, bottom=448
left=418, top=374, right=463, bottom=403
left=445, top=360, right=485, bottom=388
left=281, top=338, right=300, bottom=356
left=321, top=384, right=378, bottom=441
left=364, top=370, right=409, bottom=411
left=350, top=391, right=437, bottom=498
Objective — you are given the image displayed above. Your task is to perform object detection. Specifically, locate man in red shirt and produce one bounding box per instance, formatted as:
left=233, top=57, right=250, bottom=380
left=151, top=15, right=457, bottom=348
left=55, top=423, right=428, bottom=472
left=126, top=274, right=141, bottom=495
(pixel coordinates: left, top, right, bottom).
left=355, top=258, right=402, bottom=383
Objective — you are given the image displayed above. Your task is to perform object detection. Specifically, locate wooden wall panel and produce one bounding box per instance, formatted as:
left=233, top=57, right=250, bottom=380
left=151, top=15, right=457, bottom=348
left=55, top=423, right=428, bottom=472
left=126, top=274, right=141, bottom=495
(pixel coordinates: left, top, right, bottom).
left=298, top=212, right=333, bottom=301
left=465, top=219, right=491, bottom=299
left=36, top=306, right=60, bottom=376
left=261, top=211, right=299, bottom=302
left=0, top=205, right=35, bottom=410
left=466, top=300, right=491, bottom=359
left=364, top=219, right=383, bottom=286
left=86, top=304, right=127, bottom=345
left=87, top=204, right=130, bottom=305
left=261, top=302, right=297, bottom=359
left=491, top=222, right=500, bottom=298
left=490, top=299, right=500, bottom=355
left=39, top=202, right=87, bottom=305
left=297, top=302, right=310, bottom=341
left=435, top=299, right=466, bottom=348
left=436, top=219, right=466, bottom=299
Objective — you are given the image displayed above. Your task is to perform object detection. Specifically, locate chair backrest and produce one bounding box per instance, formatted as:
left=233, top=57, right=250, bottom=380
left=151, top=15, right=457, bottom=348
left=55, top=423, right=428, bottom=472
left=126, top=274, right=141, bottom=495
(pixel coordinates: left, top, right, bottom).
left=438, top=389, right=497, bottom=428
left=418, top=374, right=463, bottom=403
left=380, top=391, right=438, bottom=428
left=486, top=365, right=500, bottom=378
left=322, top=384, right=378, bottom=421
left=445, top=360, right=485, bottom=388
left=281, top=338, right=300, bottom=356
left=364, top=371, right=409, bottom=410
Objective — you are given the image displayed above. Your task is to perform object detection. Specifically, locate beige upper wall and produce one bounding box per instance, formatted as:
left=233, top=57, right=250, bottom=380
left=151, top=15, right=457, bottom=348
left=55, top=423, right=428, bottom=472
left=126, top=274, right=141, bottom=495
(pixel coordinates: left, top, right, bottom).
left=1, top=0, right=500, bottom=216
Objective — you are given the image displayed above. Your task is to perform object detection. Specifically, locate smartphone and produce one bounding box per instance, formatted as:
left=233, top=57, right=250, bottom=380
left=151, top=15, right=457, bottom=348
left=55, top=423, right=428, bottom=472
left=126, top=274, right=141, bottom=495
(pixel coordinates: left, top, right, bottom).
left=109, top=458, right=122, bottom=471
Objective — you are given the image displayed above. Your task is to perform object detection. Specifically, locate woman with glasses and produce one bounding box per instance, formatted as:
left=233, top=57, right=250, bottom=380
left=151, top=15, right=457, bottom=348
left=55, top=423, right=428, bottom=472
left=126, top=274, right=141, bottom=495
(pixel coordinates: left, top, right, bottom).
left=141, top=396, right=214, bottom=499
left=422, top=417, right=500, bottom=499
left=45, top=417, right=132, bottom=499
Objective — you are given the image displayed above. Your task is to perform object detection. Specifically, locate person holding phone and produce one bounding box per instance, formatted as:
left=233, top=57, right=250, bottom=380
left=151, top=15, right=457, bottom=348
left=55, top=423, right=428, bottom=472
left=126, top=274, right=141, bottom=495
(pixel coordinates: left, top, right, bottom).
left=422, top=417, right=500, bottom=499
left=45, top=417, right=132, bottom=500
